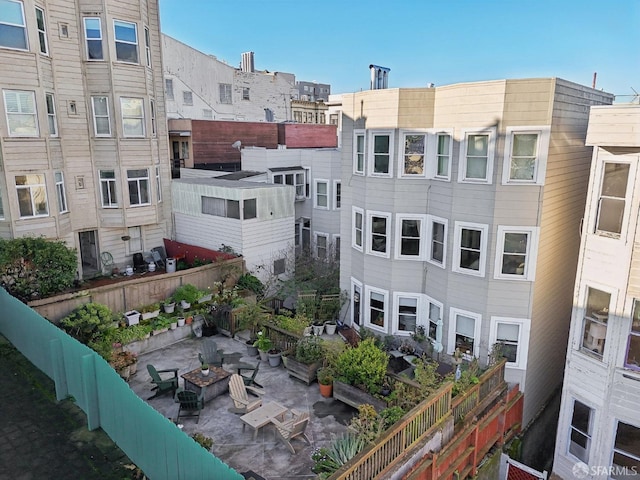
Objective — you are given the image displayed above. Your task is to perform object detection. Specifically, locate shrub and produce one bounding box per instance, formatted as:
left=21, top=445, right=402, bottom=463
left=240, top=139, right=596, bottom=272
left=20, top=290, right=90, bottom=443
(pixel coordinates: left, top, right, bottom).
left=172, top=284, right=204, bottom=305
left=295, top=336, right=323, bottom=365
left=253, top=330, right=273, bottom=352
left=349, top=404, right=385, bottom=444
left=0, top=237, right=77, bottom=301
left=380, top=406, right=405, bottom=428
left=236, top=273, right=264, bottom=297
left=191, top=432, right=213, bottom=450
left=274, top=313, right=310, bottom=335
left=336, top=338, right=388, bottom=395
left=311, top=433, right=366, bottom=478
left=60, top=303, right=117, bottom=359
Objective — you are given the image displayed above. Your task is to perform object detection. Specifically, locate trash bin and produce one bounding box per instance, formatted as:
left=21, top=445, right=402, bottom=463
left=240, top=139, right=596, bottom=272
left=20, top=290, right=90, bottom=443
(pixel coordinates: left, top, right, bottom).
left=166, top=257, right=177, bottom=273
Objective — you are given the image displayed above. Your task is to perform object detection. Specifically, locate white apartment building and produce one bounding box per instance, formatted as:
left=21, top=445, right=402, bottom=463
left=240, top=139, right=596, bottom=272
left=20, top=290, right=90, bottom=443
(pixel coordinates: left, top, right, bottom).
left=553, top=104, right=640, bottom=480
left=0, top=0, right=172, bottom=278
left=337, top=78, right=613, bottom=425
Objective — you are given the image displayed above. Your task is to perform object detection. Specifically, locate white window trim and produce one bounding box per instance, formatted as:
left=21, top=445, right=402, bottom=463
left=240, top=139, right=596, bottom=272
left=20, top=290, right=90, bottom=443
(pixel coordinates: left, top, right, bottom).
left=352, top=206, right=364, bottom=252
left=501, top=126, right=550, bottom=185
left=83, top=17, right=103, bottom=61
left=144, top=26, right=151, bottom=68
left=314, top=179, right=329, bottom=210
left=45, top=93, right=57, bottom=137
left=155, top=166, right=161, bottom=203
left=429, top=129, right=454, bottom=181
left=99, top=170, right=117, bottom=208
left=353, top=129, right=365, bottom=175
left=351, top=277, right=363, bottom=331
left=448, top=307, right=482, bottom=359
left=35, top=6, right=49, bottom=56
left=452, top=221, right=488, bottom=277
left=314, top=231, right=329, bottom=259
left=3, top=89, right=38, bottom=137
left=113, top=19, right=138, bottom=64
left=365, top=285, right=388, bottom=333
left=394, top=213, right=426, bottom=260
left=426, top=214, right=448, bottom=269
left=333, top=180, right=341, bottom=210
left=332, top=234, right=340, bottom=259
left=591, top=158, right=635, bottom=240
left=54, top=171, right=68, bottom=214
left=0, top=0, right=28, bottom=51
left=15, top=174, right=48, bottom=218
left=91, top=96, right=111, bottom=137
left=425, top=294, right=444, bottom=353
left=566, top=397, right=595, bottom=464
left=366, top=210, right=391, bottom=258
left=457, top=127, right=496, bottom=184
left=398, top=129, right=428, bottom=179
left=489, top=316, right=530, bottom=370
left=150, top=99, right=156, bottom=137
left=494, top=226, right=539, bottom=281
left=611, top=420, right=640, bottom=473
left=120, top=97, right=145, bottom=138
left=575, top=282, right=616, bottom=360
left=392, top=292, right=422, bottom=336
left=127, top=169, right=150, bottom=207
left=368, top=130, right=395, bottom=178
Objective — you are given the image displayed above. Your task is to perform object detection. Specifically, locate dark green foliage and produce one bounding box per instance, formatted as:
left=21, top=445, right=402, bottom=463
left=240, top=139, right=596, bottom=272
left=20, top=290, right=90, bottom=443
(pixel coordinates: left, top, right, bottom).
left=294, top=336, right=323, bottom=365
left=0, top=236, right=77, bottom=301
left=236, top=273, right=264, bottom=297
left=380, top=406, right=405, bottom=428
left=172, top=284, right=203, bottom=305
left=311, top=433, right=366, bottom=477
left=60, top=303, right=117, bottom=359
left=336, top=338, right=389, bottom=395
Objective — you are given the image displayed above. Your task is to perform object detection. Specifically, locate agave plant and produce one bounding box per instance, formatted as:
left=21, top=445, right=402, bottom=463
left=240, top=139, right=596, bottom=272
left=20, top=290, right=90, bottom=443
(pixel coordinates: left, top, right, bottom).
left=311, top=433, right=366, bottom=477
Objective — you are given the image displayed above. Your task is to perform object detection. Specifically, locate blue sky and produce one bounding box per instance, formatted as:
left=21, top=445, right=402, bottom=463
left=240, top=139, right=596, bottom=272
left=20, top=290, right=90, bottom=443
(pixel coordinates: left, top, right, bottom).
left=159, top=0, right=640, bottom=101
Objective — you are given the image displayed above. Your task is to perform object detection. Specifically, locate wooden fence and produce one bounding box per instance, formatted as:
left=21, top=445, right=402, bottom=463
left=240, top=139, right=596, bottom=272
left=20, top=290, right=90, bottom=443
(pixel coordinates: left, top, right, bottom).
left=329, top=358, right=508, bottom=480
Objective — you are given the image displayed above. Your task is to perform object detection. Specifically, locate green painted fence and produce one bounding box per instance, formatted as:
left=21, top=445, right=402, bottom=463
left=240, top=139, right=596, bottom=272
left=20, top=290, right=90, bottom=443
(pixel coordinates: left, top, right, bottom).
left=0, top=289, right=242, bottom=480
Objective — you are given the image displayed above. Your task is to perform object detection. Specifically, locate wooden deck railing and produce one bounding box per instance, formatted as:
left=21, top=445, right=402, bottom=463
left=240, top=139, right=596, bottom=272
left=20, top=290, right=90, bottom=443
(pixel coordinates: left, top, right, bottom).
left=260, top=322, right=301, bottom=352
left=328, top=358, right=508, bottom=480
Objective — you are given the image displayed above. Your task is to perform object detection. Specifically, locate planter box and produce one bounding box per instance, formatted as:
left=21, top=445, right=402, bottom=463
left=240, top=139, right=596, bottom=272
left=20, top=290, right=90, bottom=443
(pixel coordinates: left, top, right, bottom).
left=141, top=310, right=160, bottom=320
left=333, top=380, right=387, bottom=412
left=285, top=357, right=319, bottom=385
left=124, top=310, right=141, bottom=326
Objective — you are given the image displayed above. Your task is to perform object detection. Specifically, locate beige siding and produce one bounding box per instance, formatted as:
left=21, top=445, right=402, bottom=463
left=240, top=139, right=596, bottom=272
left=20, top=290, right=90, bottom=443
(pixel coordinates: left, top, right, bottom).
left=587, top=105, right=640, bottom=147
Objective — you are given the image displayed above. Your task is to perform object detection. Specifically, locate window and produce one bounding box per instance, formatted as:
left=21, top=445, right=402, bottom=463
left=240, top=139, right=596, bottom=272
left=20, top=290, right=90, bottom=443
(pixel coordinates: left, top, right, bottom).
left=626, top=300, right=640, bottom=371
left=315, top=180, right=328, bottom=209
left=330, top=113, right=338, bottom=126
left=353, top=207, right=364, bottom=251
left=427, top=215, right=447, bottom=268
left=568, top=400, right=593, bottom=463
left=219, top=83, right=232, bottom=104
left=502, top=127, right=550, bottom=185
left=301, top=217, right=310, bottom=250
left=294, top=220, right=300, bottom=247
left=54, top=171, right=67, bottom=213
left=3, top=90, right=37, bottom=136
left=127, top=169, right=150, bottom=206
left=0, top=0, right=27, bottom=50
left=453, top=222, right=488, bottom=276
left=203, top=109, right=212, bottom=119
left=45, top=93, right=57, bottom=136
left=402, top=133, right=426, bottom=176
left=99, top=170, right=117, bottom=207
left=612, top=421, right=640, bottom=478
left=127, top=226, right=142, bottom=253
left=426, top=297, right=443, bottom=352
left=369, top=131, right=393, bottom=176
left=143, top=26, right=151, bottom=67
left=201, top=196, right=240, bottom=219
left=243, top=198, right=256, bottom=219
left=580, top=287, right=611, bottom=358
left=35, top=7, right=48, bottom=55
left=351, top=279, right=362, bottom=327
left=242, top=87, right=250, bottom=100
left=595, top=162, right=630, bottom=237
left=316, top=233, right=328, bottom=259
left=155, top=166, right=161, bottom=203
left=91, top=96, right=110, bottom=136
left=83, top=17, right=103, bottom=60
left=15, top=174, right=48, bottom=217
left=366, top=286, right=388, bottom=331
left=489, top=317, right=530, bottom=369
left=367, top=211, right=390, bottom=257
left=150, top=99, right=156, bottom=136
left=435, top=133, right=452, bottom=179
left=459, top=129, right=495, bottom=183
left=182, top=91, right=193, bottom=105
left=293, top=111, right=302, bottom=123
left=354, top=130, right=365, bottom=174
left=334, top=181, right=341, bottom=210
left=395, top=215, right=424, bottom=259
left=273, top=171, right=306, bottom=199
left=165, top=79, right=174, bottom=100
left=333, top=235, right=341, bottom=261
left=394, top=293, right=419, bottom=334
left=495, top=226, right=539, bottom=281
left=120, top=97, right=144, bottom=137
left=448, top=308, right=481, bottom=359
left=113, top=20, right=138, bottom=63
left=273, top=258, right=285, bottom=275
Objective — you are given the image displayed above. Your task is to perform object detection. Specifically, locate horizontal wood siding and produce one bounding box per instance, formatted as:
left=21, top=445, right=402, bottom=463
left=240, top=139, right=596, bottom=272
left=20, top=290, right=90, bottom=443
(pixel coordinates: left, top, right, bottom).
left=586, top=105, right=640, bottom=147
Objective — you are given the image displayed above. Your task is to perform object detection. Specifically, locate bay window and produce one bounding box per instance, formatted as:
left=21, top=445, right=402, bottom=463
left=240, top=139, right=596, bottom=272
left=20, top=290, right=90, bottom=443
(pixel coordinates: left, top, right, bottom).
left=401, top=133, right=426, bottom=176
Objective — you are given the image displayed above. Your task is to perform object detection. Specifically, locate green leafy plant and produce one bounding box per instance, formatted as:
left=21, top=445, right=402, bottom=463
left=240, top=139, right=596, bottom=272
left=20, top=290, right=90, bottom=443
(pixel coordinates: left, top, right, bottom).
left=200, top=363, right=209, bottom=370
left=191, top=432, right=213, bottom=450
left=253, top=330, right=273, bottom=352
left=172, top=284, right=204, bottom=305
left=274, top=313, right=310, bottom=335
left=139, top=303, right=160, bottom=314
left=349, top=404, right=386, bottom=444
left=336, top=338, right=388, bottom=395
left=107, top=324, right=151, bottom=345
left=236, top=273, right=264, bottom=298
left=0, top=237, right=78, bottom=301
left=311, top=433, right=367, bottom=478
left=317, top=367, right=335, bottom=386
left=413, top=355, right=441, bottom=396
left=294, top=336, right=323, bottom=365
left=380, top=406, right=405, bottom=428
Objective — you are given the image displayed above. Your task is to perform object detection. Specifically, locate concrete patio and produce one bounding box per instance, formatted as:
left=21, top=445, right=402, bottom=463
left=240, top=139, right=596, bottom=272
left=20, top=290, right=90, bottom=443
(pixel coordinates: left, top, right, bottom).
left=128, top=333, right=354, bottom=479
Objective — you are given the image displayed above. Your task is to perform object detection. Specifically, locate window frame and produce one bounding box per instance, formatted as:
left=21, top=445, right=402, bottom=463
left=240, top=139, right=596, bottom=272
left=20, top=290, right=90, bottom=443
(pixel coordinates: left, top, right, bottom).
left=315, top=232, right=329, bottom=259
left=352, top=206, right=364, bottom=252
left=127, top=168, right=150, bottom=207
left=452, top=221, right=488, bottom=277
left=366, top=210, right=391, bottom=258
left=99, top=169, right=117, bottom=208
left=182, top=91, right=193, bottom=106
left=567, top=398, right=594, bottom=464
left=83, top=17, right=103, bottom=60
left=120, top=97, right=145, bottom=138
left=392, top=292, right=421, bottom=336
left=426, top=295, right=444, bottom=353
left=625, top=300, right=640, bottom=372
left=398, top=130, right=427, bottom=178
left=458, top=128, right=496, bottom=184
left=611, top=420, right=640, bottom=476
left=126, top=226, right=143, bottom=254
left=489, top=317, right=530, bottom=369
left=333, top=180, right=341, bottom=210
left=143, top=25, right=151, bottom=67
left=219, top=83, right=232, bottom=104
left=35, top=6, right=48, bottom=56
left=502, top=126, right=550, bottom=185
left=45, top=93, right=57, bottom=137
left=15, top=173, right=48, bottom=218
left=433, top=131, right=453, bottom=181
left=314, top=179, right=329, bottom=209
left=365, top=285, right=388, bottom=333
left=394, top=214, right=426, bottom=260
left=351, top=278, right=363, bottom=329
left=594, top=161, right=632, bottom=239
left=353, top=129, right=365, bottom=175
left=242, top=87, right=250, bottom=100
left=165, top=78, right=174, bottom=101
left=113, top=19, right=138, bottom=64
left=426, top=215, right=448, bottom=269
left=0, top=0, right=28, bottom=51
left=54, top=171, right=68, bottom=214
left=579, top=285, right=612, bottom=360
left=448, top=307, right=482, bottom=359
left=3, top=89, right=38, bottom=137
left=150, top=99, right=156, bottom=137
left=155, top=166, right=161, bottom=203
left=91, top=96, right=111, bottom=137
left=368, top=130, right=394, bottom=177
left=494, top=226, right=539, bottom=281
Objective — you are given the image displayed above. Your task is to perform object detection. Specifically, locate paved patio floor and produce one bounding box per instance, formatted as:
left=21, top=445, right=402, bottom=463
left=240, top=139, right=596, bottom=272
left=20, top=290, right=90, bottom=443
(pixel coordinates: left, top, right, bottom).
left=128, top=333, right=354, bottom=479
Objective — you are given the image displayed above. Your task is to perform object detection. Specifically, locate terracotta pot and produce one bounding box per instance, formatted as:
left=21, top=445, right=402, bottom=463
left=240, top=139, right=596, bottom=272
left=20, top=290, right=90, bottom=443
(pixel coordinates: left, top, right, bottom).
left=186, top=316, right=193, bottom=325
left=319, top=382, right=333, bottom=398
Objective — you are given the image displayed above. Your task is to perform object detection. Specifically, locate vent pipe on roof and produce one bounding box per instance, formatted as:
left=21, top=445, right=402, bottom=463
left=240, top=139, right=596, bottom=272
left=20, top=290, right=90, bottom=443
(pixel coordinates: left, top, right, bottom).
left=241, top=51, right=255, bottom=73
left=369, top=64, right=390, bottom=90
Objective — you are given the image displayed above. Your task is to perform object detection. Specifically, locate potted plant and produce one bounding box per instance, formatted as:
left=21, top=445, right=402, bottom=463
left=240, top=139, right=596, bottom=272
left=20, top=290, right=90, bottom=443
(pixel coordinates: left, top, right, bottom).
left=324, top=320, right=337, bottom=335
left=236, top=303, right=270, bottom=354
left=109, top=349, right=138, bottom=381
left=253, top=330, right=272, bottom=362
left=173, top=283, right=204, bottom=310
left=285, top=336, right=323, bottom=384
left=163, top=299, right=176, bottom=314
left=317, top=367, right=334, bottom=398
left=201, top=363, right=210, bottom=376
left=177, top=316, right=186, bottom=327
left=140, top=303, right=161, bottom=320
left=312, top=319, right=325, bottom=336
left=123, top=309, right=141, bottom=326
left=267, top=347, right=282, bottom=367
left=170, top=320, right=178, bottom=330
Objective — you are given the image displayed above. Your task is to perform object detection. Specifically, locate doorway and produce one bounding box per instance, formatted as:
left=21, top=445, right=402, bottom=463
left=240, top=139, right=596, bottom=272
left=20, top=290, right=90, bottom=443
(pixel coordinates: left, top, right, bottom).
left=79, top=230, right=99, bottom=278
